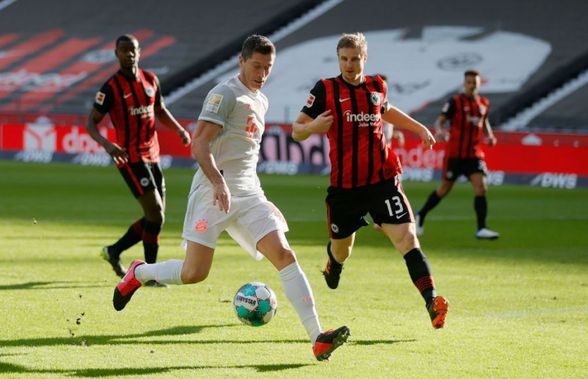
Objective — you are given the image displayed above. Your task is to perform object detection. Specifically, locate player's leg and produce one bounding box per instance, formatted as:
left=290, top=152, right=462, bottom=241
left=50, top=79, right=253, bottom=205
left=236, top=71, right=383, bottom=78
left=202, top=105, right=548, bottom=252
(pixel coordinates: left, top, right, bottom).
left=113, top=241, right=215, bottom=311
left=381, top=222, right=448, bottom=329
left=136, top=240, right=214, bottom=285
left=416, top=157, right=457, bottom=236
left=324, top=235, right=355, bottom=289
left=470, top=170, right=499, bottom=239
left=323, top=188, right=365, bottom=289
left=138, top=163, right=166, bottom=265
left=101, top=163, right=153, bottom=277
left=256, top=230, right=349, bottom=361
left=373, top=178, right=448, bottom=328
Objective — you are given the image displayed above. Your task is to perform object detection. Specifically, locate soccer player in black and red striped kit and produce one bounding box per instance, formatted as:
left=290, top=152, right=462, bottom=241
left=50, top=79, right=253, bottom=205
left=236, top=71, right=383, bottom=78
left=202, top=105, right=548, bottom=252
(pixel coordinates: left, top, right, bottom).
left=416, top=70, right=499, bottom=240
left=292, top=33, right=449, bottom=329
left=86, top=34, right=191, bottom=284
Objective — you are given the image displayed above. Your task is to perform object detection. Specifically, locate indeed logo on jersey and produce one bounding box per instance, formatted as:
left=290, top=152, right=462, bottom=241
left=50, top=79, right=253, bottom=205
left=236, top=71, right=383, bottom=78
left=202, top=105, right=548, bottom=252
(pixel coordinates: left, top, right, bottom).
left=129, top=104, right=154, bottom=118
left=344, top=110, right=381, bottom=127
left=466, top=115, right=482, bottom=125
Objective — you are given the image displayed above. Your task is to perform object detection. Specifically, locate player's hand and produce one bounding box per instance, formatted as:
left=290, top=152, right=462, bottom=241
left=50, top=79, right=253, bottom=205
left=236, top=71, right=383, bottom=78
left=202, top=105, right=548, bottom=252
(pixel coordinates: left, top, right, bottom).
left=487, top=135, right=497, bottom=147
left=435, top=129, right=449, bottom=142
left=178, top=128, right=191, bottom=146
left=213, top=180, right=231, bottom=213
left=105, top=142, right=128, bottom=165
left=312, top=110, right=334, bottom=133
left=420, top=128, right=436, bottom=150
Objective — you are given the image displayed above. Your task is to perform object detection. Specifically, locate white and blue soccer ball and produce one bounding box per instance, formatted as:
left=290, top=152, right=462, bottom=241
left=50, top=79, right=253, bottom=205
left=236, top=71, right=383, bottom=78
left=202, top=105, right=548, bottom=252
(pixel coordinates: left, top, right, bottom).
left=233, top=282, right=278, bottom=327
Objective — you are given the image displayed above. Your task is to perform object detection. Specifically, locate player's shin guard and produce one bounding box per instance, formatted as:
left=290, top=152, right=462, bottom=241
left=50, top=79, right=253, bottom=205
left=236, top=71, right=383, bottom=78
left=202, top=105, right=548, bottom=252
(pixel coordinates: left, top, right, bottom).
left=135, top=259, right=184, bottom=285
left=142, top=220, right=162, bottom=264
left=474, top=195, right=488, bottom=230
left=403, top=248, right=437, bottom=307
left=110, top=218, right=145, bottom=256
left=418, top=190, right=442, bottom=222
left=279, top=262, right=321, bottom=344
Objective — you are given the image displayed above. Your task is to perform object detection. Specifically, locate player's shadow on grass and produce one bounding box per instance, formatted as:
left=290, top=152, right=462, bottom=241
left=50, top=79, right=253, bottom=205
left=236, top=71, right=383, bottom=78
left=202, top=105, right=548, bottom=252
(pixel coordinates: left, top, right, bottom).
left=0, top=281, right=111, bottom=291
left=0, top=324, right=309, bottom=348
left=0, top=361, right=312, bottom=377
left=351, top=338, right=416, bottom=345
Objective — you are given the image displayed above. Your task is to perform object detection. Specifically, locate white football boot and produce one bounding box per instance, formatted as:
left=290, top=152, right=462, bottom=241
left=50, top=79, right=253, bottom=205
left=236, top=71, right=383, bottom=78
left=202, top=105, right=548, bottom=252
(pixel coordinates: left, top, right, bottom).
left=475, top=228, right=500, bottom=240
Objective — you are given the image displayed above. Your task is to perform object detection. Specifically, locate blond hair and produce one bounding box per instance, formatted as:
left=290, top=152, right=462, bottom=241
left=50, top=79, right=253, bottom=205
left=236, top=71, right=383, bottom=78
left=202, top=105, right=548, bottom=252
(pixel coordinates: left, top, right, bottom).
left=337, top=32, right=367, bottom=55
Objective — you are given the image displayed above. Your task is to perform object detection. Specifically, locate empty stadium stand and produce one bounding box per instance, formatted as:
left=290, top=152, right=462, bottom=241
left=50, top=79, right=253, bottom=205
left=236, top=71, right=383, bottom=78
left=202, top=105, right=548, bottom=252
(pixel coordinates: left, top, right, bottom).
left=0, top=0, right=320, bottom=116
left=0, top=0, right=587, bottom=131
left=166, top=0, right=588, bottom=130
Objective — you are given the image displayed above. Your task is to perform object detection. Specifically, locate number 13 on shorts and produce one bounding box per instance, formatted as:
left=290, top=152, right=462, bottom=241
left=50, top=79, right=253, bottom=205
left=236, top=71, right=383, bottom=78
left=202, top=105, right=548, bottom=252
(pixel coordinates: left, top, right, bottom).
left=385, top=196, right=406, bottom=218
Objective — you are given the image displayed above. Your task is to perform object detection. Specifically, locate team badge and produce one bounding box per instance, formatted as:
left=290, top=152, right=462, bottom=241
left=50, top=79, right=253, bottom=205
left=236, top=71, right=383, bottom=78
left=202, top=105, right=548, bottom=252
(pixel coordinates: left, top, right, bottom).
left=479, top=105, right=487, bottom=114
left=330, top=223, right=339, bottom=233
left=195, top=219, right=208, bottom=233
left=205, top=94, right=224, bottom=113
left=306, top=94, right=316, bottom=107
left=95, top=91, right=105, bottom=105
left=144, top=85, right=155, bottom=97
left=370, top=92, right=382, bottom=105
left=140, top=177, right=150, bottom=187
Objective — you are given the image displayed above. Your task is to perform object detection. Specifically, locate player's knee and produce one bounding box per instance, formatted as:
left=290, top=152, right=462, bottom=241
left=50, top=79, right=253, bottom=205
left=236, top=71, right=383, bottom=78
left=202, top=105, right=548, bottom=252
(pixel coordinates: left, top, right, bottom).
left=275, top=247, right=297, bottom=267
left=390, top=229, right=419, bottom=253
left=146, top=210, right=164, bottom=225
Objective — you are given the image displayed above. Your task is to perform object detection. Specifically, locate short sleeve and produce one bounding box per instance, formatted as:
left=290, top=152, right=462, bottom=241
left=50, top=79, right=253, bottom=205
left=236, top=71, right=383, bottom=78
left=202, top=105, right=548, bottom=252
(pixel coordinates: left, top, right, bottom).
left=379, top=76, right=390, bottom=113
left=301, top=80, right=326, bottom=119
left=198, top=84, right=236, bottom=127
left=441, top=97, right=456, bottom=118
left=93, top=83, right=114, bottom=114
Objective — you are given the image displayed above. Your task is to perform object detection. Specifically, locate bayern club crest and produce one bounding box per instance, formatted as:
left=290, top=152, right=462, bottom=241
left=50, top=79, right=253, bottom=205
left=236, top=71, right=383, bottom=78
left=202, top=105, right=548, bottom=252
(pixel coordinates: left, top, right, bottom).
left=370, top=92, right=382, bottom=105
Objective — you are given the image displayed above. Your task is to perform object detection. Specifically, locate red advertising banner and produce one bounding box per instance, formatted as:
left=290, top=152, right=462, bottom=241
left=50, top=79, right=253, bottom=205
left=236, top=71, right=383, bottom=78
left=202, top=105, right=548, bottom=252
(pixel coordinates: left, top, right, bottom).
left=1, top=121, right=587, bottom=188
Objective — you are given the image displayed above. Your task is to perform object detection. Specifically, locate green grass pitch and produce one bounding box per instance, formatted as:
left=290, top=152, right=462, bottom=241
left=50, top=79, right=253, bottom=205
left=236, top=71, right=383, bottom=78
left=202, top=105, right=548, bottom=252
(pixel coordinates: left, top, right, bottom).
left=1, top=161, right=587, bottom=378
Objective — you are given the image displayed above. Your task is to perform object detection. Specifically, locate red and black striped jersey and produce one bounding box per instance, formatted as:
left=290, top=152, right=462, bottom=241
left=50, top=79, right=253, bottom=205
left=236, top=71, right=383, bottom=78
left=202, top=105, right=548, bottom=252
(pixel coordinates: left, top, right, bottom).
left=301, top=74, right=401, bottom=189
left=442, top=93, right=490, bottom=159
left=93, top=68, right=162, bottom=163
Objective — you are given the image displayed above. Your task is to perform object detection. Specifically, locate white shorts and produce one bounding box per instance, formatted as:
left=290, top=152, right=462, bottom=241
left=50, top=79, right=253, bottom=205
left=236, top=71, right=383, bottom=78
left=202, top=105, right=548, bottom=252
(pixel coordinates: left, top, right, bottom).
left=182, top=187, right=289, bottom=260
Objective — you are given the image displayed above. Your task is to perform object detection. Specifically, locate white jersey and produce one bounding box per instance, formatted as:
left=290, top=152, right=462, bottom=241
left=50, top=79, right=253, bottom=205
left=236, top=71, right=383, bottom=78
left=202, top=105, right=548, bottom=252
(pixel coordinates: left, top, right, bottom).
left=194, top=75, right=268, bottom=197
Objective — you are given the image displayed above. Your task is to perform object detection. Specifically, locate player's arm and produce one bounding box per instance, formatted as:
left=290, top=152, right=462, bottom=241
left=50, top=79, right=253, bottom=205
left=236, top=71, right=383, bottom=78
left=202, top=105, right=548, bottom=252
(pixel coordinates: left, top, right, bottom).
left=155, top=104, right=191, bottom=146
left=292, top=110, right=333, bottom=142
left=153, top=76, right=191, bottom=146
left=291, top=80, right=332, bottom=141
left=434, top=97, right=455, bottom=142
left=382, top=105, right=435, bottom=150
left=86, top=87, right=128, bottom=165
left=433, top=114, right=449, bottom=142
left=483, top=117, right=497, bottom=146
left=191, top=120, right=231, bottom=213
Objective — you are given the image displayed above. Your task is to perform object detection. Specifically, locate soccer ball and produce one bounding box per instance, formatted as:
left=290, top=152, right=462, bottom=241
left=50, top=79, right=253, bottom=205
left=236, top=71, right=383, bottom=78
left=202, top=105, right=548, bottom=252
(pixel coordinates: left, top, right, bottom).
left=233, top=282, right=278, bottom=326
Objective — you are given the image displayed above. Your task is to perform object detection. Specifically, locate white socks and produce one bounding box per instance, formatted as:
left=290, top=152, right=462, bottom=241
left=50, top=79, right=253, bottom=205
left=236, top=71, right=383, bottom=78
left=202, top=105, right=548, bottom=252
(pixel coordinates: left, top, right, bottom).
left=279, top=262, right=321, bottom=344
left=135, top=259, right=184, bottom=285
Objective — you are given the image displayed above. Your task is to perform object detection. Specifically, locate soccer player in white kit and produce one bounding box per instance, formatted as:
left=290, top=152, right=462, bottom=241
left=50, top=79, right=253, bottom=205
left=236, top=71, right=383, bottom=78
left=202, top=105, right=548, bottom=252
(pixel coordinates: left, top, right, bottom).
left=112, top=35, right=349, bottom=361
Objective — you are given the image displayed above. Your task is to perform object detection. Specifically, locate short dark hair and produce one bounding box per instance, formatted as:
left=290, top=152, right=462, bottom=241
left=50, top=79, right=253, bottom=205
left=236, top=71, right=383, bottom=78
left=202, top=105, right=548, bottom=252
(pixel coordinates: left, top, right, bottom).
left=464, top=69, right=480, bottom=78
left=241, top=35, right=275, bottom=60
left=115, top=34, right=139, bottom=48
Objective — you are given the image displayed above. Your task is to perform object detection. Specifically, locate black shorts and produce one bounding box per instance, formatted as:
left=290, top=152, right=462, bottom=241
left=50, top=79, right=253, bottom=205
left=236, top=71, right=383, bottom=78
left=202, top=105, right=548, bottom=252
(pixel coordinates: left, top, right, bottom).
left=325, top=177, right=414, bottom=239
left=118, top=162, right=166, bottom=198
left=443, top=158, right=487, bottom=181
